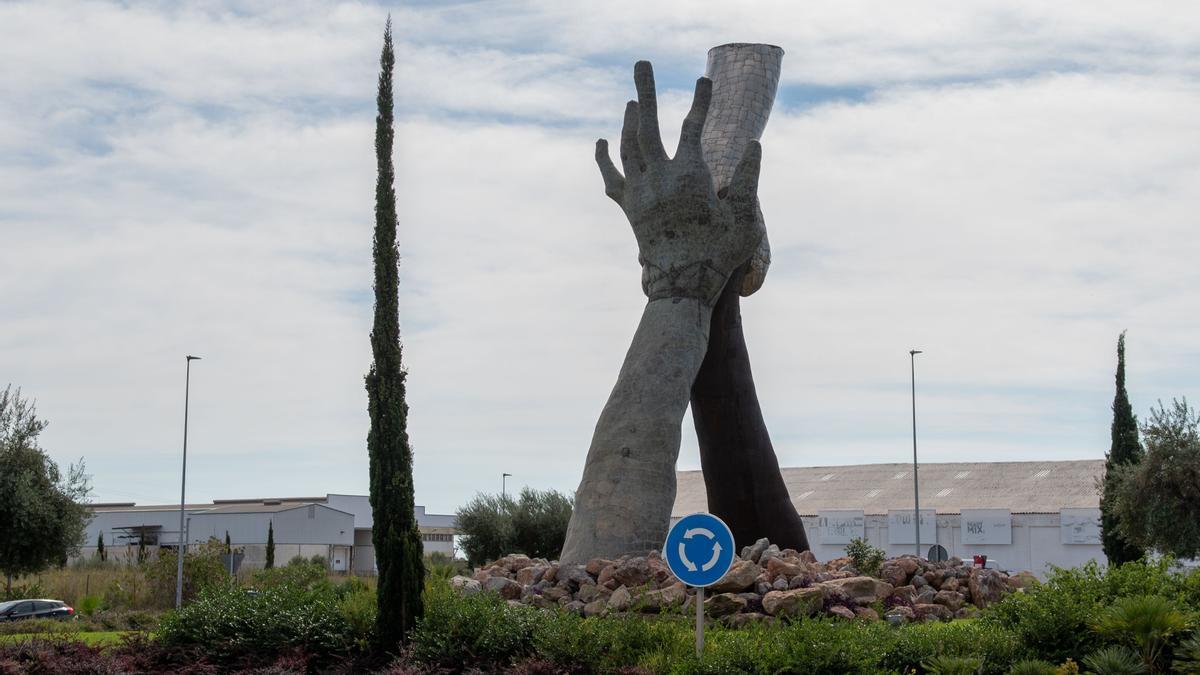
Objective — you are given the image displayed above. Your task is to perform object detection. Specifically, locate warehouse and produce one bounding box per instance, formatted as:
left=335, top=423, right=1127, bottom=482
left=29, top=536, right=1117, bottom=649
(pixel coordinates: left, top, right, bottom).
left=673, top=459, right=1106, bottom=578
left=82, top=493, right=458, bottom=572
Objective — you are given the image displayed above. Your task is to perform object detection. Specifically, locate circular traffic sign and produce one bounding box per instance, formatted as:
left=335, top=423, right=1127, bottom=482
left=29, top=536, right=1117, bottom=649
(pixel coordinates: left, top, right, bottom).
left=663, top=512, right=735, bottom=587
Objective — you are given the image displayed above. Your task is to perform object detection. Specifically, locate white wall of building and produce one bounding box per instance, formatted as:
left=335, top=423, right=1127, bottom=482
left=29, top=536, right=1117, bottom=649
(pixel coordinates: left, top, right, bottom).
left=797, top=509, right=1104, bottom=578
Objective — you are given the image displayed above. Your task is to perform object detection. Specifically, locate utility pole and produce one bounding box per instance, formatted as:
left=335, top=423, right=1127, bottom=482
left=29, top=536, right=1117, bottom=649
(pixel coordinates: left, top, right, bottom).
left=176, top=355, right=201, bottom=609
left=910, top=349, right=922, bottom=558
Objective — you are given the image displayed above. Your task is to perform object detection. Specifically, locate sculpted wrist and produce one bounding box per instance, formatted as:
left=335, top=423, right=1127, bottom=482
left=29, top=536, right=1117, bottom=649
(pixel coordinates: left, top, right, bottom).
left=641, top=258, right=731, bottom=306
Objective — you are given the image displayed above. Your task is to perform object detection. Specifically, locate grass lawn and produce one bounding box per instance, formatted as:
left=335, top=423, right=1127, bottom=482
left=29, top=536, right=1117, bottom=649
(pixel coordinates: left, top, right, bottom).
left=0, top=631, right=135, bottom=647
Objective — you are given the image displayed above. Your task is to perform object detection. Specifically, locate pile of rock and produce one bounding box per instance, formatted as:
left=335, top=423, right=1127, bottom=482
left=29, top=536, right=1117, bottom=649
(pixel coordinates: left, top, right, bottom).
left=449, top=539, right=1039, bottom=626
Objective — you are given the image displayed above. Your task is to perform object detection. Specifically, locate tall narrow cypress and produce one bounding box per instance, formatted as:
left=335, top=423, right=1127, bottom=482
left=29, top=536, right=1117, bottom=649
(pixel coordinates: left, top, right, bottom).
left=265, top=521, right=275, bottom=569
left=366, top=18, right=423, bottom=651
left=1101, top=331, right=1144, bottom=565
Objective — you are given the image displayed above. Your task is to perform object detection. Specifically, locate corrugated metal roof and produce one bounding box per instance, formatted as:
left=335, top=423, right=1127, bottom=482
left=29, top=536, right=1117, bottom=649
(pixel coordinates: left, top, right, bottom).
left=673, top=459, right=1106, bottom=517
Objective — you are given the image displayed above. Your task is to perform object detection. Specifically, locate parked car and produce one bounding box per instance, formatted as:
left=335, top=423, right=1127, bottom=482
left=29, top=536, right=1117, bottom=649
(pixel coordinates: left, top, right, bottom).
left=0, top=599, right=75, bottom=622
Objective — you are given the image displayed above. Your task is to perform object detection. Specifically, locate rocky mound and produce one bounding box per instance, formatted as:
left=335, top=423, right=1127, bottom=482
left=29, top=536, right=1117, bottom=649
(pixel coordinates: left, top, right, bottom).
left=449, top=539, right=1039, bottom=626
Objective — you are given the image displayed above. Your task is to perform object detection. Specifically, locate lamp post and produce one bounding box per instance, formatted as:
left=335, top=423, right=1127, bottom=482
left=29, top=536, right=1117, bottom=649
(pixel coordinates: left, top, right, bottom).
left=502, top=473, right=512, bottom=498
left=176, top=355, right=201, bottom=609
left=909, top=349, right=923, bottom=558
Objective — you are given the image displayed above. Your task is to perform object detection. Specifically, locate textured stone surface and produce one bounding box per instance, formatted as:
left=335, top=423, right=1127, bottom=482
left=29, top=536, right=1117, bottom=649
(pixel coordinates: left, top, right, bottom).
left=701, top=43, right=781, bottom=296
left=762, top=587, right=824, bottom=618
left=821, top=576, right=894, bottom=606
left=561, top=61, right=764, bottom=564
left=710, top=559, right=760, bottom=593
left=705, top=592, right=748, bottom=617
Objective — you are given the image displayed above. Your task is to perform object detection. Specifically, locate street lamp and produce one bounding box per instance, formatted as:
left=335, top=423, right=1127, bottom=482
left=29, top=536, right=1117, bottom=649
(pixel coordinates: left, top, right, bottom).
left=176, top=355, right=201, bottom=609
left=502, top=473, right=512, bottom=498
left=909, top=349, right=923, bottom=558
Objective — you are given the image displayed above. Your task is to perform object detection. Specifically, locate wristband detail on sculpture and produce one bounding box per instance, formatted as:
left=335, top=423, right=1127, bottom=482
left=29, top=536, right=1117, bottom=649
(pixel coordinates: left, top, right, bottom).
left=642, top=259, right=732, bottom=306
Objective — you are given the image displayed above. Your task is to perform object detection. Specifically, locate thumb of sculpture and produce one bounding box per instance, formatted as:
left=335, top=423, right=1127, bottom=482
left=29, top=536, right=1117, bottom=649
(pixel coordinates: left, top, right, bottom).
left=724, top=140, right=765, bottom=247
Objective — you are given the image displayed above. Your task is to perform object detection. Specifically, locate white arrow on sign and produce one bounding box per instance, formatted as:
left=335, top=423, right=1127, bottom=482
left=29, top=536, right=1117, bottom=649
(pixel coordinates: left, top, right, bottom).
left=700, top=542, right=722, bottom=571
left=684, top=527, right=715, bottom=539
left=677, top=542, right=697, bottom=571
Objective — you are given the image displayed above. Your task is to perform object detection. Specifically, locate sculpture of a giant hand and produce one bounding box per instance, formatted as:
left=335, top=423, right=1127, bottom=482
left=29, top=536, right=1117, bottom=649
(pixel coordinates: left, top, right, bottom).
left=559, top=62, right=764, bottom=564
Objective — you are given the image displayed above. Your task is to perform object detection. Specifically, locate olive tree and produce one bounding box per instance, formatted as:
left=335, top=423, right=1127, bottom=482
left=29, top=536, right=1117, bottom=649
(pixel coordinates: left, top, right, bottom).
left=1110, top=398, right=1200, bottom=558
left=0, top=386, right=91, bottom=593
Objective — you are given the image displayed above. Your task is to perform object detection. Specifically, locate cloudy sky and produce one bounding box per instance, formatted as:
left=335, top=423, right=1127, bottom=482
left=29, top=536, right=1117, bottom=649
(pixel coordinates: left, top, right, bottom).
left=2, top=1, right=1197, bottom=514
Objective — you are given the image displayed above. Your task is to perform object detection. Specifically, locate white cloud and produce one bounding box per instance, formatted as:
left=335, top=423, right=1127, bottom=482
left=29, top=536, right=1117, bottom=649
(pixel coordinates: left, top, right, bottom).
left=0, top=1, right=1197, bottom=514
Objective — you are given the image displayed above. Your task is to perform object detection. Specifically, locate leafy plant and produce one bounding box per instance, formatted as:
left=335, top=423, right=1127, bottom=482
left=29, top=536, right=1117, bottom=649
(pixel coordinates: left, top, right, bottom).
left=923, top=654, right=983, bottom=674
left=845, top=537, right=886, bottom=577
left=1172, top=633, right=1200, bottom=674
left=1091, top=595, right=1188, bottom=671
left=144, top=537, right=228, bottom=605
left=1080, top=646, right=1146, bottom=675
left=457, top=488, right=573, bottom=566
left=1006, top=659, right=1058, bottom=674
left=77, top=594, right=102, bottom=616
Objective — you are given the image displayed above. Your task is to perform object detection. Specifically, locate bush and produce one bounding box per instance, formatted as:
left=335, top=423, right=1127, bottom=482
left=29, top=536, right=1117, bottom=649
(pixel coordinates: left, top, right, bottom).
left=155, top=583, right=356, bottom=665
left=1080, top=645, right=1146, bottom=675
left=845, top=537, right=886, bottom=577
left=981, top=560, right=1200, bottom=664
left=145, top=538, right=229, bottom=606
left=76, top=595, right=102, bottom=616
left=880, top=620, right=1027, bottom=675
left=456, top=487, right=573, bottom=566
left=251, top=555, right=329, bottom=592
left=1006, top=659, right=1058, bottom=674
left=1091, top=595, right=1189, bottom=672
left=923, top=654, right=984, bottom=674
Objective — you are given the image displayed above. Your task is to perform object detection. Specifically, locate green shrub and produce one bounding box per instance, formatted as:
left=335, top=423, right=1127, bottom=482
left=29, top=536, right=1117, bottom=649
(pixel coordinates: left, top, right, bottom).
left=845, top=537, right=886, bottom=577
left=145, top=538, right=228, bottom=605
left=1092, top=595, right=1189, bottom=672
left=155, top=583, right=353, bottom=663
left=251, top=556, right=329, bottom=592
left=924, top=654, right=984, bottom=674
left=337, top=584, right=376, bottom=648
left=410, top=580, right=540, bottom=667
left=456, top=488, right=573, bottom=566
left=1006, top=659, right=1058, bottom=675
left=1172, top=632, right=1200, bottom=673
left=1080, top=646, right=1146, bottom=675
left=881, top=621, right=1027, bottom=675
left=1, top=580, right=45, bottom=602
left=77, top=594, right=102, bottom=616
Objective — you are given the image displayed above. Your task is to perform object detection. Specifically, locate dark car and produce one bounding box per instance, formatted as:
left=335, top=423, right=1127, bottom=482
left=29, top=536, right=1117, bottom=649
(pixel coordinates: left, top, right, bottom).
left=0, top=599, right=75, bottom=622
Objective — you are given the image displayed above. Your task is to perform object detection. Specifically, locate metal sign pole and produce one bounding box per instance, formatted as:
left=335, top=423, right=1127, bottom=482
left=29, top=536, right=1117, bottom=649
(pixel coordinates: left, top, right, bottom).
left=695, top=586, right=704, bottom=658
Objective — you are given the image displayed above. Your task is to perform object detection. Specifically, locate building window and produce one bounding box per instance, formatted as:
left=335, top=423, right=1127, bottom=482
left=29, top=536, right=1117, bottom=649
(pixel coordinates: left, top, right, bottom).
left=421, top=533, right=453, bottom=542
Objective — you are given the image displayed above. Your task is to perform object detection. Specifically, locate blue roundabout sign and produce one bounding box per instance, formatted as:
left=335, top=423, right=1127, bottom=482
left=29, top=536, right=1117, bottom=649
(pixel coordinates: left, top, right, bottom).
left=663, top=512, right=735, bottom=588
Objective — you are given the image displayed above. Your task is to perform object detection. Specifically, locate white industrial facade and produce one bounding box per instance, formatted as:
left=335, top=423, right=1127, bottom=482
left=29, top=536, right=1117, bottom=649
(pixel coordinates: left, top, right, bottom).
left=673, top=460, right=1108, bottom=578
left=82, top=494, right=457, bottom=572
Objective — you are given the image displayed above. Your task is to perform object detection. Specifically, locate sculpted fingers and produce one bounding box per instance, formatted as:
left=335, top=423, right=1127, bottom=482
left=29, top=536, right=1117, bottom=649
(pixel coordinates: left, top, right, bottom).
left=676, top=77, right=712, bottom=161
left=595, top=139, right=625, bottom=204
left=620, top=100, right=642, bottom=178
left=633, top=61, right=668, bottom=163
left=727, top=140, right=765, bottom=248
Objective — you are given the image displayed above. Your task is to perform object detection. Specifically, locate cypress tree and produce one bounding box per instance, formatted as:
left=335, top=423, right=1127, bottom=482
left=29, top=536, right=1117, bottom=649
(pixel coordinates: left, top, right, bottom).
left=366, top=17, right=424, bottom=651
left=1101, top=331, right=1144, bottom=565
left=265, top=521, right=275, bottom=569
left=96, top=532, right=105, bottom=562
left=225, top=531, right=231, bottom=554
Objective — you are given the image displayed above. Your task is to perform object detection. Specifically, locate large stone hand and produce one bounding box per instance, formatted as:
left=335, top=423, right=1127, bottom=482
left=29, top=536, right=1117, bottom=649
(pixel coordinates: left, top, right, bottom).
left=595, top=62, right=765, bottom=306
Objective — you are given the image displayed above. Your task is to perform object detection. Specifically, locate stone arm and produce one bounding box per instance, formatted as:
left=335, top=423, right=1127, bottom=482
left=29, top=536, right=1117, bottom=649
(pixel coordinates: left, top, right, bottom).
left=559, top=62, right=764, bottom=564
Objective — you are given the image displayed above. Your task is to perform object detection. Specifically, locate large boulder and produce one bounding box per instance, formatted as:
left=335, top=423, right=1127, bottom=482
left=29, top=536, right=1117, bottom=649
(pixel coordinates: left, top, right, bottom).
left=766, top=556, right=807, bottom=581
left=483, top=576, right=523, bottom=600
left=583, top=599, right=607, bottom=617
left=914, top=602, right=952, bottom=622
left=742, top=537, right=770, bottom=563
left=515, top=565, right=547, bottom=586
left=705, top=593, right=748, bottom=617
left=558, top=564, right=595, bottom=588
left=895, top=556, right=920, bottom=577
left=1007, top=571, right=1039, bottom=591
left=612, top=557, right=653, bottom=588
left=889, top=585, right=917, bottom=605
left=933, top=590, right=965, bottom=612
left=585, top=558, right=613, bottom=577
left=639, top=583, right=686, bottom=612
left=828, top=605, right=856, bottom=620
left=607, top=586, right=633, bottom=611
left=449, top=576, right=481, bottom=595
left=710, top=559, right=760, bottom=593
left=820, top=576, right=894, bottom=606
left=968, top=568, right=1009, bottom=608
left=879, top=563, right=908, bottom=588
left=762, top=587, right=824, bottom=618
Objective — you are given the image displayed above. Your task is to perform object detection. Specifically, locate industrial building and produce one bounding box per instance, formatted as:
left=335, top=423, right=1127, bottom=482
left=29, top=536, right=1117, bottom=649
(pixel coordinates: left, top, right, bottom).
left=82, top=493, right=457, bottom=572
left=673, top=459, right=1107, bottom=578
